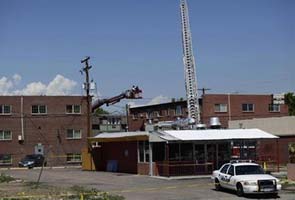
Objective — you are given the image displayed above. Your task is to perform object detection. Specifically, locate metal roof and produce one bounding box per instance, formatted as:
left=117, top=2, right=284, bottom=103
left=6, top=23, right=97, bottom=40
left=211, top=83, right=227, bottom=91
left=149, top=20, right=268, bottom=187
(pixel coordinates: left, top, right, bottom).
left=156, top=129, right=278, bottom=141
left=88, top=129, right=278, bottom=143
left=89, top=131, right=149, bottom=142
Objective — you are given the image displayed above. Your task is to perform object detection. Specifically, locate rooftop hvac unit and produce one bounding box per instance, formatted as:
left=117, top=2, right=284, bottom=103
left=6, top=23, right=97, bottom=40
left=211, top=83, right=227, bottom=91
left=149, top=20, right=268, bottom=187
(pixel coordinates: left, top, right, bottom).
left=210, top=117, right=221, bottom=129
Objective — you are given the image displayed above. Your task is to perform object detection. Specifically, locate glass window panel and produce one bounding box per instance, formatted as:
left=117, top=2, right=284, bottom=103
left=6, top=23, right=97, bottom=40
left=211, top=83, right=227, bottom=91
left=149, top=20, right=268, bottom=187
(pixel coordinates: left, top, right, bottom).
left=67, top=129, right=73, bottom=138
left=32, top=105, right=39, bottom=113
left=74, top=105, right=81, bottom=113
left=39, top=105, right=46, bottom=113
left=3, top=105, right=11, bottom=113
left=4, top=131, right=11, bottom=140
left=66, top=105, right=73, bottom=113
left=139, top=141, right=144, bottom=162
left=0, top=154, right=12, bottom=164
left=176, top=106, right=182, bottom=115
left=74, top=130, right=81, bottom=138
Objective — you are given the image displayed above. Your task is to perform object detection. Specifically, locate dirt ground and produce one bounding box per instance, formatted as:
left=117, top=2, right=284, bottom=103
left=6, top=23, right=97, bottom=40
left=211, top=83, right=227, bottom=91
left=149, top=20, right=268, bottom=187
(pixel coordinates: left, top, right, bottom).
left=0, top=179, right=122, bottom=200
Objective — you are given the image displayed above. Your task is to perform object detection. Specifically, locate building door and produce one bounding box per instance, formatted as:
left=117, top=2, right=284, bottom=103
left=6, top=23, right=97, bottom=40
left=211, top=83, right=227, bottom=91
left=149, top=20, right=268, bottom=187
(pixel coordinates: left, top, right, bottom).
left=35, top=143, right=44, bottom=155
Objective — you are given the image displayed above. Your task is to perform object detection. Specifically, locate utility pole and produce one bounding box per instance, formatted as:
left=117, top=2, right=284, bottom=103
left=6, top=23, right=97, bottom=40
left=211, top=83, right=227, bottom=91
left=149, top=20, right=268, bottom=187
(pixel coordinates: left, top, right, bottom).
left=80, top=56, right=92, bottom=138
left=198, top=88, right=211, bottom=96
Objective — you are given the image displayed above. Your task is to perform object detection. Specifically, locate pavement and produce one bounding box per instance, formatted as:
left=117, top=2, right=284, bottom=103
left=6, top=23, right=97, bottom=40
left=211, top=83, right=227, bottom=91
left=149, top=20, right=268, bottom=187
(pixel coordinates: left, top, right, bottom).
left=2, top=168, right=295, bottom=200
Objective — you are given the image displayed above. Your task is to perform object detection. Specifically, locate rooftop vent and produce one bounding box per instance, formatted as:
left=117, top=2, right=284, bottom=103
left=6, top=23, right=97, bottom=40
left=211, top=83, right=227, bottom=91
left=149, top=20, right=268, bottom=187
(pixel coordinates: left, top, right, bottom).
left=210, top=117, right=221, bottom=129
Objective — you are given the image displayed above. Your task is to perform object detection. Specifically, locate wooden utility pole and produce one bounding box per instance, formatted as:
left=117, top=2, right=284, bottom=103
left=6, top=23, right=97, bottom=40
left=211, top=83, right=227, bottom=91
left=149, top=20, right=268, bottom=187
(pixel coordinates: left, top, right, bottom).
left=81, top=56, right=92, bottom=138
left=198, top=88, right=211, bottom=96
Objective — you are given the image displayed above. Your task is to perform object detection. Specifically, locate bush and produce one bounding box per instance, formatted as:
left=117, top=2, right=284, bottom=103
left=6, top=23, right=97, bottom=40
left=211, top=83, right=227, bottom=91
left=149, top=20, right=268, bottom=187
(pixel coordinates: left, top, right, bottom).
left=0, top=173, right=15, bottom=183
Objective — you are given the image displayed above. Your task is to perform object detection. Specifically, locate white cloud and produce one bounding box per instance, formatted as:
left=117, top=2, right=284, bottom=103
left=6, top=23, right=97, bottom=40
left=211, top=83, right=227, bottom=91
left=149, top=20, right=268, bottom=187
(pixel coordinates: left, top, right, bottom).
left=46, top=74, right=77, bottom=95
left=12, top=74, right=22, bottom=84
left=0, top=74, right=78, bottom=96
left=14, top=82, right=47, bottom=95
left=0, top=76, right=13, bottom=95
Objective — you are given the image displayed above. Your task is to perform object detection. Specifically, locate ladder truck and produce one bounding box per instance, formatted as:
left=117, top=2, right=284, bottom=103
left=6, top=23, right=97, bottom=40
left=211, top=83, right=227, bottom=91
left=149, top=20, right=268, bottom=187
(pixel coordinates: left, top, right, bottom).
left=91, top=86, right=142, bottom=112
left=180, top=0, right=201, bottom=124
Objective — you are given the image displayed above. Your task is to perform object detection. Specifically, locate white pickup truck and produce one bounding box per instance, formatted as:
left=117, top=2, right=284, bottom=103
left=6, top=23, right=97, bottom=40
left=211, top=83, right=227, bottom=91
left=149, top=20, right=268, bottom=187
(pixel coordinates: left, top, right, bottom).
left=211, top=161, right=281, bottom=196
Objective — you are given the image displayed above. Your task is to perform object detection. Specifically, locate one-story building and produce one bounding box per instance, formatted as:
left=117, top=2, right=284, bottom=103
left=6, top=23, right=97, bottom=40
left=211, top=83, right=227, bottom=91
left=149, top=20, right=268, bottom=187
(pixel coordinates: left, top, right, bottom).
left=229, top=116, right=295, bottom=165
left=84, top=129, right=278, bottom=177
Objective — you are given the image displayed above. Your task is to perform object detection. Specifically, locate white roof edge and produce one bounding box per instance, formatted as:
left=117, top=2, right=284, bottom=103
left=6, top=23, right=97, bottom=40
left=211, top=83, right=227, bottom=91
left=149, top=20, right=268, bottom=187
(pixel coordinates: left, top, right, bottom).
left=91, top=131, right=149, bottom=139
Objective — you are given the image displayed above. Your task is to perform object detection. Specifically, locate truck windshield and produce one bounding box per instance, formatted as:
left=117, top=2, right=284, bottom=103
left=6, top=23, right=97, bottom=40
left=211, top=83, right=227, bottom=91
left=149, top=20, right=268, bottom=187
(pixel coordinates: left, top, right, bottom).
left=236, top=165, right=265, bottom=175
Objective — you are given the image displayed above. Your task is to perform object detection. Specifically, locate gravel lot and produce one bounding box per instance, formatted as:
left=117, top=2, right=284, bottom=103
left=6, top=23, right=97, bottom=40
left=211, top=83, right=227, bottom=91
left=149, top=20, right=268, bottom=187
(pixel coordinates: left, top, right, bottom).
left=1, top=168, right=294, bottom=200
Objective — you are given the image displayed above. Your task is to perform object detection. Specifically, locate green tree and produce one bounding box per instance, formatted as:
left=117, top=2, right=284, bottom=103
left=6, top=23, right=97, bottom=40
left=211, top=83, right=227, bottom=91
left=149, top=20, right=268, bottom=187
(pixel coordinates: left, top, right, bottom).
left=94, top=108, right=109, bottom=115
left=285, top=92, right=295, bottom=116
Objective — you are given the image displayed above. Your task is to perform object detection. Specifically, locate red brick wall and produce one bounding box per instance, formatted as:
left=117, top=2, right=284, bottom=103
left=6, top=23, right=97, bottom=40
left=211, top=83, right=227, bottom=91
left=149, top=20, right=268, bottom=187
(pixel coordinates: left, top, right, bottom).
left=93, top=141, right=138, bottom=174
left=202, top=94, right=289, bottom=128
left=128, top=94, right=288, bottom=130
left=128, top=101, right=187, bottom=131
left=0, top=96, right=88, bottom=167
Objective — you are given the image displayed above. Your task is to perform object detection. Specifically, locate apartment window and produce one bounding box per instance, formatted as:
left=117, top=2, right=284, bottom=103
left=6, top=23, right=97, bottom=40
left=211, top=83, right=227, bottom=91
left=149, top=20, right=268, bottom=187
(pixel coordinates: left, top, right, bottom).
left=169, top=109, right=176, bottom=116
left=153, top=111, right=160, bottom=118
left=176, top=105, right=183, bottom=116
left=66, top=153, right=82, bottom=163
left=161, top=110, right=168, bottom=116
left=132, top=113, right=138, bottom=120
left=66, top=105, right=81, bottom=114
left=32, top=105, right=47, bottom=114
left=214, top=104, right=228, bottom=113
left=0, top=154, right=12, bottom=165
left=242, top=103, right=254, bottom=112
left=0, top=130, right=12, bottom=141
left=66, top=129, right=82, bottom=139
left=269, top=104, right=280, bottom=112
left=0, top=105, right=11, bottom=114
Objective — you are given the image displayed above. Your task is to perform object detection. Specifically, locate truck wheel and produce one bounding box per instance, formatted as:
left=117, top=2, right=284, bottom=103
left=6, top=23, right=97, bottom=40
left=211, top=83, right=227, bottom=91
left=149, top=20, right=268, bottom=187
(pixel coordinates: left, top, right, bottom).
left=215, top=178, right=221, bottom=191
left=236, top=183, right=244, bottom=197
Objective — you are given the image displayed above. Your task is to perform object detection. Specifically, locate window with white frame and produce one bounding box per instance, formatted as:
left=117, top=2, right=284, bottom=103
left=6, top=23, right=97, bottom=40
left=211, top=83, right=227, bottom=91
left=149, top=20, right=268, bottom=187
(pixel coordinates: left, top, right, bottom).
left=153, top=111, right=160, bottom=118
left=66, top=105, right=81, bottom=114
left=214, top=104, right=228, bottom=112
left=32, top=105, right=47, bottom=114
left=138, top=141, right=149, bottom=162
left=176, top=105, right=183, bottom=115
left=0, top=105, right=11, bottom=115
left=169, top=109, right=176, bottom=116
left=0, top=154, right=12, bottom=165
left=0, top=130, right=12, bottom=140
left=269, top=104, right=280, bottom=112
left=161, top=109, right=168, bottom=116
left=66, top=129, right=82, bottom=139
left=242, top=103, right=254, bottom=112
left=132, top=113, right=138, bottom=120
left=66, top=153, right=82, bottom=163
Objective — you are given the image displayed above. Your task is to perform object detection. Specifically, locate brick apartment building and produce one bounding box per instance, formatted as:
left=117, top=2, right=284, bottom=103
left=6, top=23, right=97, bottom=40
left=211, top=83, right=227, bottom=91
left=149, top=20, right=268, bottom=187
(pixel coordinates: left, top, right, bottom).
left=128, top=100, right=188, bottom=131
left=202, top=94, right=288, bottom=127
left=0, top=96, right=88, bottom=167
left=128, top=94, right=289, bottom=131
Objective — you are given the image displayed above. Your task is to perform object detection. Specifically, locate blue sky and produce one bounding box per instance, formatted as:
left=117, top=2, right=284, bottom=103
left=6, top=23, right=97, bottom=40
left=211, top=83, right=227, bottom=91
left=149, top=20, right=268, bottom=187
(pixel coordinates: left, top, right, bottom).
left=0, top=0, right=294, bottom=110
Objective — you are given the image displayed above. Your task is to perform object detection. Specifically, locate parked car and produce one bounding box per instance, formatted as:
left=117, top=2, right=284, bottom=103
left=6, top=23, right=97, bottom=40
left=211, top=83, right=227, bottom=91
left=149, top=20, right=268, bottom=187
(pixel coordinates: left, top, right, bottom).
left=211, top=161, right=281, bottom=197
left=19, top=154, right=46, bottom=169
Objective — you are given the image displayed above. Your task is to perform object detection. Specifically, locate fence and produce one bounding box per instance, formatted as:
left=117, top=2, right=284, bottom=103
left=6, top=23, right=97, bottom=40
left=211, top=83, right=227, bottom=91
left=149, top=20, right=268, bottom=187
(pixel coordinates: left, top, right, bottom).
left=155, top=161, right=213, bottom=177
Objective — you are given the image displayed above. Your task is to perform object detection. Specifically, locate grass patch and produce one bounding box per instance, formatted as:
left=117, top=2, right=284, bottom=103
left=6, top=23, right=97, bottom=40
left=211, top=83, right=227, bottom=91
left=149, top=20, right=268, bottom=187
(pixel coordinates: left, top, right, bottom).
left=70, top=185, right=125, bottom=200
left=0, top=173, right=15, bottom=183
